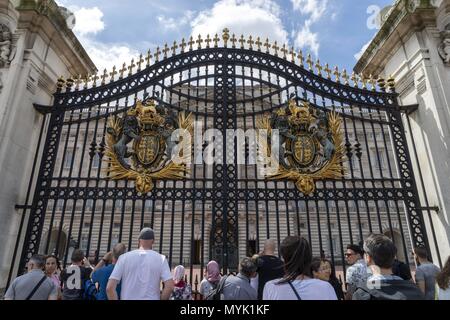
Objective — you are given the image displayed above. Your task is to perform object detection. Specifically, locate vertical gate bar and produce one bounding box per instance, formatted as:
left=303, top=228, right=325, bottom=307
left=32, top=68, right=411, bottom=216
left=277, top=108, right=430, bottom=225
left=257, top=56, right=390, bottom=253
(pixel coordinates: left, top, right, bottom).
left=188, top=69, right=198, bottom=285
left=43, top=107, right=75, bottom=256
left=94, top=119, right=110, bottom=262
left=366, top=106, right=384, bottom=233
left=349, top=106, right=369, bottom=238
left=60, top=101, right=89, bottom=262
left=388, top=100, right=431, bottom=259
left=7, top=112, right=48, bottom=288
left=77, top=99, right=104, bottom=261
left=18, top=96, right=67, bottom=272
left=249, top=65, right=261, bottom=254
left=339, top=104, right=357, bottom=244
left=404, top=112, right=441, bottom=266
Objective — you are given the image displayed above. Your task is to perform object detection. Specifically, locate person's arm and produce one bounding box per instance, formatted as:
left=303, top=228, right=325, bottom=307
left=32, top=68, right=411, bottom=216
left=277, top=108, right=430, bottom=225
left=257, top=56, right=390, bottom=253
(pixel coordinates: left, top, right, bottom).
left=93, top=252, right=112, bottom=272
left=4, top=280, right=16, bottom=300
left=415, top=268, right=426, bottom=295
left=106, top=279, right=119, bottom=300
left=161, top=279, right=175, bottom=300
left=48, top=282, right=58, bottom=301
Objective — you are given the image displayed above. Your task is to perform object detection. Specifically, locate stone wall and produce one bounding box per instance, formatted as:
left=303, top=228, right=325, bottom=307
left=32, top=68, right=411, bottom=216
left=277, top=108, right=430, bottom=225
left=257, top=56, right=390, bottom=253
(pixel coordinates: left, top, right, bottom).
left=0, top=0, right=95, bottom=290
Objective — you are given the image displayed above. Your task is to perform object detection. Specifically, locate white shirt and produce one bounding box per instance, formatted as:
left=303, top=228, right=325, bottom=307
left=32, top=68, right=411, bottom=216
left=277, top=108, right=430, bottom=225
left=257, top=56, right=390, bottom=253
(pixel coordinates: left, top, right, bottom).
left=109, top=249, right=172, bottom=300
left=263, top=278, right=337, bottom=300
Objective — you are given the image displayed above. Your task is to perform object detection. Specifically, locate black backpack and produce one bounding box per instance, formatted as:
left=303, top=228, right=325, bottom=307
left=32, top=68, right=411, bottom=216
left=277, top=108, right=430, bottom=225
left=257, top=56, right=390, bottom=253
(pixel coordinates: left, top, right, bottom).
left=206, top=275, right=228, bottom=301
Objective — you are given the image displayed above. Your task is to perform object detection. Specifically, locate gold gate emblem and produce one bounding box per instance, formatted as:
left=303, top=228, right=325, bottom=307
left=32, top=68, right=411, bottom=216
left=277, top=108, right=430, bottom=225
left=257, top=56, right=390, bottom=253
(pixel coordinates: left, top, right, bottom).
left=259, top=98, right=346, bottom=195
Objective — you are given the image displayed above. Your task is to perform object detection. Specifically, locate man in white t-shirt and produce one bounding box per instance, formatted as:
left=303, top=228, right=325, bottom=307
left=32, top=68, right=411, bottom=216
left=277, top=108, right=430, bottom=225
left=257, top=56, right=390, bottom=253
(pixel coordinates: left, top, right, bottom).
left=106, top=227, right=174, bottom=300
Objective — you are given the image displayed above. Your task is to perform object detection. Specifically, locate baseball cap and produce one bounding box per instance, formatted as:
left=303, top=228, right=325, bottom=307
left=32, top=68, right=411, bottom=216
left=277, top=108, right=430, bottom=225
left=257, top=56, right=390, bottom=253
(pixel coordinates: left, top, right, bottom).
left=138, top=227, right=155, bottom=240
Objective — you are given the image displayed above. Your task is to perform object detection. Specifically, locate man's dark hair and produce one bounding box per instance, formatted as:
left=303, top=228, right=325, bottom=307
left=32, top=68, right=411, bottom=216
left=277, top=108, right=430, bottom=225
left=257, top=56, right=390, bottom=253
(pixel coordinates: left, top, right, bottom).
left=29, top=254, right=46, bottom=269
left=278, top=236, right=312, bottom=284
left=240, top=258, right=257, bottom=277
left=347, top=244, right=364, bottom=257
left=414, top=247, right=428, bottom=260
left=363, top=234, right=396, bottom=269
left=71, top=249, right=85, bottom=263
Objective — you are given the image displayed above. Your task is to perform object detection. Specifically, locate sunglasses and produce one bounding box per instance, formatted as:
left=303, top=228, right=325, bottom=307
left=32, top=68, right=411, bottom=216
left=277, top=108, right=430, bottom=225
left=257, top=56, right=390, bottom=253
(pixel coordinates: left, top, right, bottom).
left=344, top=253, right=356, bottom=257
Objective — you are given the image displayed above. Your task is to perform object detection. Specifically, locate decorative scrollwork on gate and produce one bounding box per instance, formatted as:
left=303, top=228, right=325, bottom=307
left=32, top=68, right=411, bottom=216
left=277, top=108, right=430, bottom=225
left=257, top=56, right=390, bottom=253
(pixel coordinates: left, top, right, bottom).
left=105, top=98, right=193, bottom=193
left=259, top=98, right=346, bottom=195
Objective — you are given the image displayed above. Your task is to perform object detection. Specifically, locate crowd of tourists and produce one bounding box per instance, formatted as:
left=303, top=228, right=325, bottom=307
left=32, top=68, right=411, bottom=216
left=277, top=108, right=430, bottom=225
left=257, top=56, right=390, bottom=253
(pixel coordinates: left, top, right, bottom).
left=4, top=227, right=450, bottom=300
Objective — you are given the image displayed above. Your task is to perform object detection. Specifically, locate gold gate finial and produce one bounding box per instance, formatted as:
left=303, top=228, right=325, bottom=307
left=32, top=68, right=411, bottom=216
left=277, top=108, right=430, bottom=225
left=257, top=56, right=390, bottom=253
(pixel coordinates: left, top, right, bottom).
left=137, top=54, right=144, bottom=71
left=255, top=37, right=262, bottom=51
left=324, top=63, right=332, bottom=80
left=272, top=41, right=279, bottom=56
left=110, top=66, right=118, bottom=81
left=222, top=28, right=230, bottom=46
left=280, top=44, right=288, bottom=59
left=333, top=66, right=341, bottom=83
left=196, top=35, right=203, bottom=50
left=239, top=35, right=245, bottom=49
left=101, top=69, right=108, bottom=85
left=205, top=35, right=212, bottom=48
left=162, top=43, right=170, bottom=59
left=180, top=38, right=187, bottom=53
left=213, top=34, right=220, bottom=48
left=188, top=36, right=194, bottom=51
left=264, top=38, right=270, bottom=53
left=247, top=35, right=254, bottom=50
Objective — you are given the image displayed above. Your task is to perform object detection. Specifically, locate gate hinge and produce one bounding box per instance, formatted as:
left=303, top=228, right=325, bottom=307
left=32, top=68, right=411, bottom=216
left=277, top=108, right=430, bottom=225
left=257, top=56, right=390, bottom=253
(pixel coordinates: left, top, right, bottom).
left=33, top=104, right=53, bottom=115
left=398, top=104, right=419, bottom=115
left=15, top=204, right=32, bottom=210
left=418, top=206, right=440, bottom=213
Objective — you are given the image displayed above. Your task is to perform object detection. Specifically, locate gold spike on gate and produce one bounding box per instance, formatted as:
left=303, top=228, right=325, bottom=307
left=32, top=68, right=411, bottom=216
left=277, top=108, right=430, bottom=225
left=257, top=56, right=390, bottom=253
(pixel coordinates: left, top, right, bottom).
left=297, top=50, right=304, bottom=67
left=205, top=35, right=212, bottom=48
left=65, top=77, right=74, bottom=91
left=91, top=73, right=99, bottom=87
left=137, top=54, right=144, bottom=71
left=264, top=38, right=270, bottom=53
left=360, top=74, right=368, bottom=89
left=387, top=75, right=396, bottom=91
left=154, top=47, right=161, bottom=62
left=306, top=54, right=313, bottom=71
left=230, top=34, right=237, bottom=48
left=188, top=37, right=194, bottom=51
left=180, top=39, right=187, bottom=53
left=280, top=44, right=288, bottom=59
left=289, top=47, right=295, bottom=63
left=127, top=59, right=136, bottom=76
left=196, top=35, right=203, bottom=50
left=247, top=35, right=254, bottom=50
left=101, top=69, right=108, bottom=85
left=110, top=66, right=118, bottom=81
left=213, top=34, right=220, bottom=48
left=351, top=72, right=359, bottom=87
left=255, top=37, right=262, bottom=52
left=222, top=28, right=230, bottom=47
left=170, top=41, right=178, bottom=56
left=315, top=59, right=323, bottom=77
left=75, top=74, right=82, bottom=90
left=324, top=63, right=332, bottom=80
left=272, top=41, right=279, bottom=56
left=377, top=76, right=386, bottom=91
left=162, top=44, right=170, bottom=59
left=333, top=66, right=341, bottom=83
left=239, top=35, right=245, bottom=49
left=342, top=69, right=349, bottom=85
left=119, top=63, right=127, bottom=79
left=83, top=74, right=90, bottom=89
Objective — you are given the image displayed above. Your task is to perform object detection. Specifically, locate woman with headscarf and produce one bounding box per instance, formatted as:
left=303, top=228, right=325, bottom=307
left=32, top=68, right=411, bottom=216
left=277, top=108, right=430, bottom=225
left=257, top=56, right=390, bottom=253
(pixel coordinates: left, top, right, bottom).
left=170, top=265, right=193, bottom=300
left=199, top=260, right=221, bottom=299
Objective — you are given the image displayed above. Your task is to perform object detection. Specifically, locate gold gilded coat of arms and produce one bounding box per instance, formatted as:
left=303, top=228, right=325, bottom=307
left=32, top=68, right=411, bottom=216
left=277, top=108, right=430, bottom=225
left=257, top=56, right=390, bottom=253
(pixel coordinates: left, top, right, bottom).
left=259, top=98, right=346, bottom=195
left=105, top=98, right=193, bottom=193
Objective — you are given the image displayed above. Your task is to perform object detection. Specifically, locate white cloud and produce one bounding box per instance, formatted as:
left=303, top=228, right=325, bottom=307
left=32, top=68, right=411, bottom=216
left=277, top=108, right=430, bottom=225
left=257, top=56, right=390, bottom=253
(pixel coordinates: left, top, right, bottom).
left=291, top=0, right=330, bottom=57
left=294, top=23, right=320, bottom=57
left=64, top=6, right=138, bottom=72
left=72, top=7, right=105, bottom=36
left=354, top=40, right=371, bottom=61
left=191, top=0, right=288, bottom=45
left=291, top=0, right=328, bottom=23
left=78, top=36, right=140, bottom=73
left=158, top=10, right=196, bottom=31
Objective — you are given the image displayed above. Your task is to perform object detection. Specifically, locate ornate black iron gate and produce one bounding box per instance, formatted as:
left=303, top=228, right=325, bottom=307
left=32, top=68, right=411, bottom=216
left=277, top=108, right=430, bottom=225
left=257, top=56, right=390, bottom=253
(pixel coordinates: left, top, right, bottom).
left=10, top=29, right=430, bottom=286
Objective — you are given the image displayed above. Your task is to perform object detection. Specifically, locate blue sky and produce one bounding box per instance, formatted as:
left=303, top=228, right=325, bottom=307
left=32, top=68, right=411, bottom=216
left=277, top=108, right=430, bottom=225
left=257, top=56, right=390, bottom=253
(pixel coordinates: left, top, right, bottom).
left=56, top=0, right=394, bottom=73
